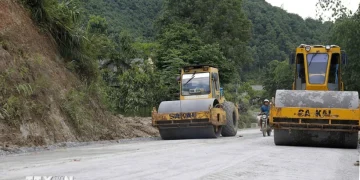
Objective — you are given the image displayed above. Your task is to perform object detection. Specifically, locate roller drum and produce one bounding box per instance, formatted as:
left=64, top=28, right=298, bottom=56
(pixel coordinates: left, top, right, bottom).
left=273, top=90, right=359, bottom=148
left=157, top=99, right=220, bottom=140
left=158, top=99, right=217, bottom=113
left=274, top=129, right=358, bottom=149
left=274, top=90, right=359, bottom=109
left=159, top=126, right=221, bottom=140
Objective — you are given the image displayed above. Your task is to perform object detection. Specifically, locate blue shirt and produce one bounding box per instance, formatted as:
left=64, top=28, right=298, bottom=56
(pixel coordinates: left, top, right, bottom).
left=261, top=105, right=270, bottom=115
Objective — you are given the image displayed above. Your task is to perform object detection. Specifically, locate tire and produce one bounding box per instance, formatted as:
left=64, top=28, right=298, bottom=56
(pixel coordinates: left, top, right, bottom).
left=267, top=129, right=271, bottom=136
left=221, top=101, right=239, bottom=137
left=214, top=126, right=222, bottom=138
left=262, top=130, right=266, bottom=137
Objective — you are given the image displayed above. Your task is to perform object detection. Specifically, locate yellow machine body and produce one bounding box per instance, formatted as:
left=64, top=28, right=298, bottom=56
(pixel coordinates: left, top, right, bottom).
left=151, top=65, right=239, bottom=140
left=269, top=44, right=360, bottom=148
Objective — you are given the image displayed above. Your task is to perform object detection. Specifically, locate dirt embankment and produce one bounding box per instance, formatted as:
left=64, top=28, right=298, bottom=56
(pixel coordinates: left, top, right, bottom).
left=0, top=0, right=158, bottom=150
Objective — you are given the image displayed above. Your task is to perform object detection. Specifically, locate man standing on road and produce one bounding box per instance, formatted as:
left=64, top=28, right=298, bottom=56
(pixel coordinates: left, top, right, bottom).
left=259, top=99, right=270, bottom=131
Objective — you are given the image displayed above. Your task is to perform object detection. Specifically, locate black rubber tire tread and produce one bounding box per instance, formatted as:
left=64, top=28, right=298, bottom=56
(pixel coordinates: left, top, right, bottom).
left=221, top=101, right=239, bottom=137
left=274, top=129, right=358, bottom=149
left=267, top=129, right=271, bottom=136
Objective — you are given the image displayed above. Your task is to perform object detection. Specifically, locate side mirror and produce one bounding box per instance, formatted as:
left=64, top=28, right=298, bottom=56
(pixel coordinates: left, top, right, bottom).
left=289, top=52, right=295, bottom=65
left=220, top=87, right=224, bottom=96
left=341, top=50, right=348, bottom=65
left=212, top=73, right=218, bottom=81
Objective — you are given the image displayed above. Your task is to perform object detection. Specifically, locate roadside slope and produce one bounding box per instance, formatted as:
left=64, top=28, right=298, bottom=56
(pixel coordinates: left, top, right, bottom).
left=0, top=0, right=158, bottom=149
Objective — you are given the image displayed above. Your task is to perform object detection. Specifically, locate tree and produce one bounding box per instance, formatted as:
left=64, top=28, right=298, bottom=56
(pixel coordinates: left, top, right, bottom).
left=331, top=10, right=360, bottom=91
left=316, top=0, right=354, bottom=21
left=113, top=62, right=166, bottom=113
left=86, top=15, right=108, bottom=34
left=155, top=0, right=252, bottom=85
left=263, top=60, right=293, bottom=97
left=316, top=0, right=360, bottom=91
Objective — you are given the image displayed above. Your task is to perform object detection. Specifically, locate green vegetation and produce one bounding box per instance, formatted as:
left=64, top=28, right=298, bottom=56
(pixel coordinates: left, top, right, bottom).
left=242, top=0, right=333, bottom=82
left=79, top=0, right=163, bottom=40
left=15, top=0, right=360, bottom=129
left=0, top=52, right=53, bottom=127
left=21, top=0, right=94, bottom=80
left=262, top=60, right=293, bottom=97
left=316, top=0, right=360, bottom=92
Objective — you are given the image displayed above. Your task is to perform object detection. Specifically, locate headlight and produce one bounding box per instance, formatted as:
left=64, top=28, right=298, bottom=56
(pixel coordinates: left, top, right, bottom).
left=262, top=115, right=267, bottom=119
left=325, top=45, right=331, bottom=50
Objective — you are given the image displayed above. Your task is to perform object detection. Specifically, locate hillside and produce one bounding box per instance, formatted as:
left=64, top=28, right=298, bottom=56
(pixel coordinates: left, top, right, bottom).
left=79, top=0, right=333, bottom=82
left=80, top=0, right=163, bottom=40
left=242, top=0, right=333, bottom=80
left=0, top=0, right=341, bottom=149
left=0, top=0, right=158, bottom=148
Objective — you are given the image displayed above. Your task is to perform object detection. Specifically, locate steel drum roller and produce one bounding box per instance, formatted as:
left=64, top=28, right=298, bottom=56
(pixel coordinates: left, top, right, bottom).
left=274, top=90, right=359, bottom=109
left=157, top=98, right=220, bottom=140
left=273, top=90, right=359, bottom=149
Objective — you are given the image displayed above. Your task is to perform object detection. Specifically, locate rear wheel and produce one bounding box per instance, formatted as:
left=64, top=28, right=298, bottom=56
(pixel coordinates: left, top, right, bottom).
left=221, top=101, right=239, bottom=137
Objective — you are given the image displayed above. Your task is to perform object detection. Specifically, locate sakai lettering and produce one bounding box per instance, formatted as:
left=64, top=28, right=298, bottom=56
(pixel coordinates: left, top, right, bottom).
left=169, top=112, right=196, bottom=119
left=297, top=109, right=332, bottom=117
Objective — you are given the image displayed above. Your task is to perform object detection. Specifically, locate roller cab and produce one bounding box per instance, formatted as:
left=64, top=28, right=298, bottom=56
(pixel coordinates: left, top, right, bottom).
left=152, top=65, right=239, bottom=140
left=270, top=44, right=360, bottom=148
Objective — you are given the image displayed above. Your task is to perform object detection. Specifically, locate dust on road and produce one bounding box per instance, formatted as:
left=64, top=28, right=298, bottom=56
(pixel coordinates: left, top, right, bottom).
left=0, top=129, right=358, bottom=180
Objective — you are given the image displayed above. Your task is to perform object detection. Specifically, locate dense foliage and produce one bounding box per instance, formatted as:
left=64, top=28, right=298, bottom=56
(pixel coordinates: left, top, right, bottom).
left=76, top=0, right=336, bottom=81
left=316, top=0, right=360, bottom=92
left=21, top=0, right=100, bottom=82
left=76, top=0, right=334, bottom=89
left=242, top=0, right=333, bottom=81
left=262, top=60, right=293, bottom=97
left=23, top=0, right=360, bottom=123
left=79, top=0, right=163, bottom=40
left=155, top=0, right=252, bottom=85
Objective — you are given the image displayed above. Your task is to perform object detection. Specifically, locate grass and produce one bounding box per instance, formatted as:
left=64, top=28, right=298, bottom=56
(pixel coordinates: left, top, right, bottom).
left=61, top=88, right=90, bottom=133
left=0, top=47, right=53, bottom=125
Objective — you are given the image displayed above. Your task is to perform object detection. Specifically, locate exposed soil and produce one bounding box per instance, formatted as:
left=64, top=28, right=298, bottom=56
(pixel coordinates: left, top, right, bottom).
left=0, top=0, right=159, bottom=149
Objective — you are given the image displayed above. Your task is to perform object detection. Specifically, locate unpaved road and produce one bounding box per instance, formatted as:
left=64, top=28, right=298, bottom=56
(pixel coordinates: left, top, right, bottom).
left=1, top=129, right=359, bottom=180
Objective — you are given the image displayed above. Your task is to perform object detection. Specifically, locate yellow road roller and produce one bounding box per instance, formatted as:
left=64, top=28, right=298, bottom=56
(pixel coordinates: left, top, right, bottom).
left=269, top=44, right=360, bottom=149
left=151, top=65, right=239, bottom=140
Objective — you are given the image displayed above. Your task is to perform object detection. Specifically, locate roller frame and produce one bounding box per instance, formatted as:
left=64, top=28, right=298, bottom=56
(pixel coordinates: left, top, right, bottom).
left=270, top=89, right=360, bottom=149
left=152, top=98, right=227, bottom=140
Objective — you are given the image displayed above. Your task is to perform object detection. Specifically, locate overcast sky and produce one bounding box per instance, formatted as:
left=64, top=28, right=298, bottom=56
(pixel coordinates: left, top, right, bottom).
left=265, top=0, right=360, bottom=20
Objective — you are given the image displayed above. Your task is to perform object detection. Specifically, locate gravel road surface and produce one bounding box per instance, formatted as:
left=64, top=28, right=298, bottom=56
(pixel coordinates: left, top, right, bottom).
left=1, top=128, right=359, bottom=180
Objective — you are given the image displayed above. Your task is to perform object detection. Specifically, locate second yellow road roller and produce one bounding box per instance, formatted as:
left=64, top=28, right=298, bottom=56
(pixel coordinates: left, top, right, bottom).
left=151, top=65, right=239, bottom=140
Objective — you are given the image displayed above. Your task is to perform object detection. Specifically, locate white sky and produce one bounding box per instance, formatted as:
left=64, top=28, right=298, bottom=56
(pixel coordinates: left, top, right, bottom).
left=265, top=0, right=360, bottom=20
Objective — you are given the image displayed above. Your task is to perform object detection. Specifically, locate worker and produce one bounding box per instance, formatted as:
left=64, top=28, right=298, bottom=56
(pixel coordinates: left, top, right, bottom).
left=259, top=99, right=270, bottom=131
